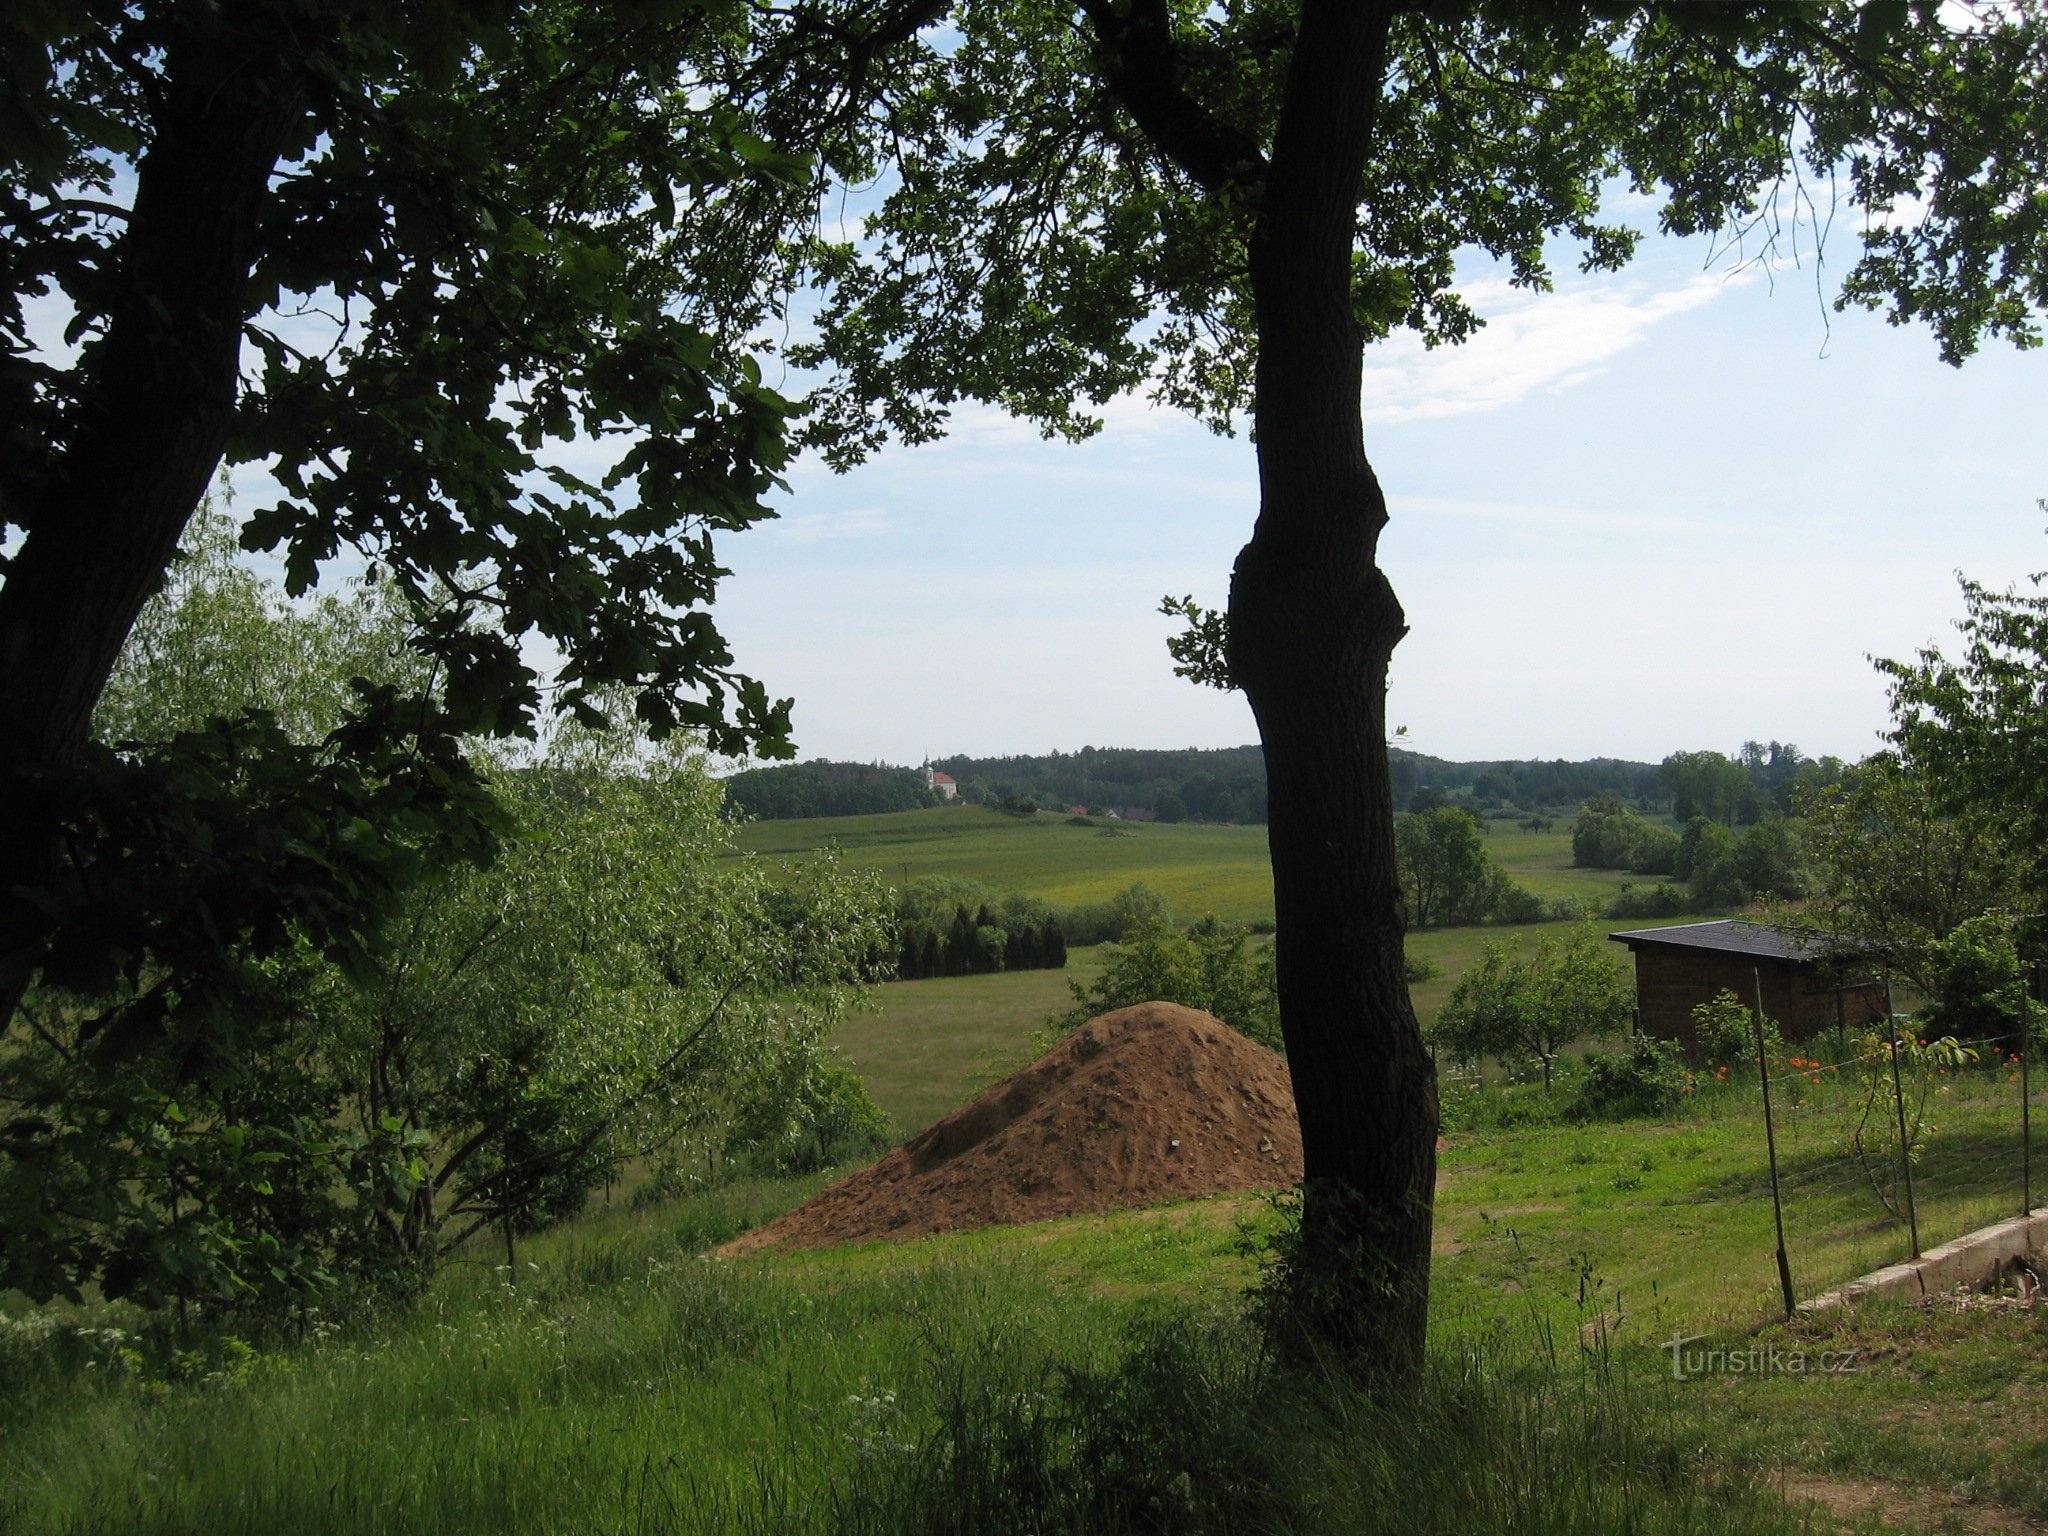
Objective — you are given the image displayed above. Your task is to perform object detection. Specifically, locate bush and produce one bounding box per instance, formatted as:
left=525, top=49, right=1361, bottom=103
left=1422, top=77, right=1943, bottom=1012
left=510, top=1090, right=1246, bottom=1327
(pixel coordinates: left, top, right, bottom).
left=1606, top=882, right=1688, bottom=919
left=1060, top=881, right=1174, bottom=946
left=1404, top=954, right=1440, bottom=984
left=1570, top=1033, right=1687, bottom=1121
left=1047, top=916, right=1279, bottom=1050
left=1692, top=989, right=1784, bottom=1070
left=756, top=1061, right=895, bottom=1175
left=1491, top=882, right=1547, bottom=924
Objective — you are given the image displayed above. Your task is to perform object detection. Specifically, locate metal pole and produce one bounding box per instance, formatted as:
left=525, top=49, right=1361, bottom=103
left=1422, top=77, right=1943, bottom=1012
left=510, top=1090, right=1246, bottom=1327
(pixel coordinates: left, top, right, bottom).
left=1753, top=968, right=1796, bottom=1318
left=1884, top=976, right=1921, bottom=1259
left=2027, top=963, right=2037, bottom=1216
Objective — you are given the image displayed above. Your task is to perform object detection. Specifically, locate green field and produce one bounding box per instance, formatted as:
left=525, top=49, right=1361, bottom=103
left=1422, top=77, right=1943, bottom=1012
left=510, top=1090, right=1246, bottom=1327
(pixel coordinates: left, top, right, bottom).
left=771, top=804, right=1725, bottom=1135
left=730, top=804, right=1653, bottom=925
left=832, top=947, right=1108, bottom=1134
left=8, top=1070, right=2044, bottom=1535
left=729, top=804, right=1280, bottom=922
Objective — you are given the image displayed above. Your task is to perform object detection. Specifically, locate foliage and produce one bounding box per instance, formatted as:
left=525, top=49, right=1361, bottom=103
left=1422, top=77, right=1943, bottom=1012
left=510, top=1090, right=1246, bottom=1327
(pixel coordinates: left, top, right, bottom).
left=1396, top=806, right=1511, bottom=929
left=1677, top=815, right=1809, bottom=910
left=1918, top=914, right=2043, bottom=1051
left=1, top=726, right=894, bottom=1308
left=721, top=761, right=939, bottom=821
left=2, top=0, right=855, bottom=1182
left=1, top=501, right=892, bottom=1309
left=6, top=0, right=814, bottom=746
left=1797, top=752, right=2025, bottom=996
left=1843, top=1029, right=1980, bottom=1218
left=1605, top=883, right=1689, bottom=920
left=319, top=736, right=894, bottom=1275
left=892, top=879, right=1069, bottom=982
left=1433, top=926, right=1633, bottom=1090
left=1879, top=539, right=2048, bottom=921
left=92, top=501, right=428, bottom=745
left=1692, top=990, right=1785, bottom=1073
left=1048, top=917, right=1280, bottom=1051
left=1571, top=1033, right=1688, bottom=1122
left=1570, top=795, right=1677, bottom=875
left=1658, top=751, right=1756, bottom=826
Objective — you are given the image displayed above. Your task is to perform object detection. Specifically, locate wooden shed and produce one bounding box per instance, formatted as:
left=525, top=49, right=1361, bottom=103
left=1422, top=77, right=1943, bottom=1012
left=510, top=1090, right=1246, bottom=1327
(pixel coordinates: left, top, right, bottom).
left=1607, top=921, right=1886, bottom=1051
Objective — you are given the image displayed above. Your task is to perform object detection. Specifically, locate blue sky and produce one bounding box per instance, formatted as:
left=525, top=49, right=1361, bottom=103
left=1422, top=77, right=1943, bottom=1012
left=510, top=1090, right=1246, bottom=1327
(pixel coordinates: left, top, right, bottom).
left=711, top=225, right=2047, bottom=771
left=30, top=159, right=2037, bottom=775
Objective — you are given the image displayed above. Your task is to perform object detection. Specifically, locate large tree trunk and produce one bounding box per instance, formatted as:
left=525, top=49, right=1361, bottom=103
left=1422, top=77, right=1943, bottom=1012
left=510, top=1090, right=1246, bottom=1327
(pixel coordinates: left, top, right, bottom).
left=0, top=21, right=300, bottom=1010
left=1230, top=0, right=1437, bottom=1374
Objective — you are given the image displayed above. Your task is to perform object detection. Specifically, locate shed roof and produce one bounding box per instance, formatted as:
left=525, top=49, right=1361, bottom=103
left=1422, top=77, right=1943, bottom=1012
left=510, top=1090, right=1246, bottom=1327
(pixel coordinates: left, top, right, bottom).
left=1606, top=920, right=1858, bottom=964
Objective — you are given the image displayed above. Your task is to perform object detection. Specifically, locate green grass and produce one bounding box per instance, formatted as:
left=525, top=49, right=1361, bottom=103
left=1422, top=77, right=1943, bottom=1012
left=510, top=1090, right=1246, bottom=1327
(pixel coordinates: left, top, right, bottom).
left=831, top=947, right=1107, bottom=1135
left=730, top=806, right=1670, bottom=931
left=728, top=805, right=1279, bottom=924
left=6, top=1067, right=2044, bottom=1534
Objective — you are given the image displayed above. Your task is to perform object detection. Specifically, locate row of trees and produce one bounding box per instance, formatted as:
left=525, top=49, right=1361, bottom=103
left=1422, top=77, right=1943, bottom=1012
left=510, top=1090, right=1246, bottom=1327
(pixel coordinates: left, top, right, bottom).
left=895, top=904, right=1070, bottom=980
left=722, top=762, right=939, bottom=821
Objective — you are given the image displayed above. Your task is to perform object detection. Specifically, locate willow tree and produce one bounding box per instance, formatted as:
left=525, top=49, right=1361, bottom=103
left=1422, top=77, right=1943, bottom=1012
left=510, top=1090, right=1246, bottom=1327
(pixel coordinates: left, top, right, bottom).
left=772, top=0, right=2048, bottom=1370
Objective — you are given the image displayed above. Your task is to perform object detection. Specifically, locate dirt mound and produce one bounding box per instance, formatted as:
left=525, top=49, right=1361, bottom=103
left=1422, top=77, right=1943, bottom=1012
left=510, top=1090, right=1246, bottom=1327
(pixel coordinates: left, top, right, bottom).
left=718, top=1002, right=1302, bottom=1255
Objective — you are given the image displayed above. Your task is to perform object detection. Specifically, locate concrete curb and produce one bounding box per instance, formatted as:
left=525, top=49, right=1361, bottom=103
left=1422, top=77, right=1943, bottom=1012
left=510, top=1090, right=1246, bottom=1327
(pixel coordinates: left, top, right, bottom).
left=1800, top=1208, right=2047, bottom=1313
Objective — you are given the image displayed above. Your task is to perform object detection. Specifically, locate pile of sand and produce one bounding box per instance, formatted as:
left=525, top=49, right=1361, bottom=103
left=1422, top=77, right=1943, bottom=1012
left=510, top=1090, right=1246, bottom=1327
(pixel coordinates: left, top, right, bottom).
left=718, top=1001, right=1302, bottom=1255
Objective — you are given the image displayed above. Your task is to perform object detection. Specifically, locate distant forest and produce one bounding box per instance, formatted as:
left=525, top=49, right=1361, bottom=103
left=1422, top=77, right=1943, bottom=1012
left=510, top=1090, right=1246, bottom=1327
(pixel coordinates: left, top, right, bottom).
left=720, top=745, right=1708, bottom=824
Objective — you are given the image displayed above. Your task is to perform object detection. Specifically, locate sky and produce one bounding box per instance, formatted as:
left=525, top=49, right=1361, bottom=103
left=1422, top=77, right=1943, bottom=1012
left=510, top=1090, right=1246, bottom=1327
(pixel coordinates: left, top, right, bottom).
left=29, top=145, right=2039, bottom=779
left=705, top=224, right=2047, bottom=772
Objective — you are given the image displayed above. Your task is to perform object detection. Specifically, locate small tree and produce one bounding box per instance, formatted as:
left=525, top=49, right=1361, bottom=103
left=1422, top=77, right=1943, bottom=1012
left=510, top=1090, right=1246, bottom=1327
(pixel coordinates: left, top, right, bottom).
left=1396, top=806, right=1510, bottom=929
left=1049, top=916, right=1280, bottom=1052
left=1691, top=990, right=1785, bottom=1072
left=1434, top=927, right=1630, bottom=1090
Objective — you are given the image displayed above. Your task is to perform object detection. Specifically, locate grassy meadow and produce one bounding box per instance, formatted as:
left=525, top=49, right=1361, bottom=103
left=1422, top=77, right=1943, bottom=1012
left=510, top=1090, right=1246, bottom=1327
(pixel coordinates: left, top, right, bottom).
left=13, top=808, right=2042, bottom=1533
left=833, top=945, right=1107, bottom=1134
left=730, top=805, right=1660, bottom=924
left=766, top=805, right=1721, bottom=1101
left=6, top=1066, right=2045, bottom=1535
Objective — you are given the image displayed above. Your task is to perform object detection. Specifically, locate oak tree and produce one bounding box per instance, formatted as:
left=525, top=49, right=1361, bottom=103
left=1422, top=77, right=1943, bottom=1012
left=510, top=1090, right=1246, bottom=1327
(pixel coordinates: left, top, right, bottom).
left=770, top=0, right=2048, bottom=1371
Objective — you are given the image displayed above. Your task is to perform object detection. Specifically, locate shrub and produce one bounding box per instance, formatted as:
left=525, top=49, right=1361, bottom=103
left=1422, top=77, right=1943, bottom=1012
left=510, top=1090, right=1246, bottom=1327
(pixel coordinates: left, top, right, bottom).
left=1606, top=882, right=1688, bottom=919
left=1404, top=954, right=1440, bottom=984
left=1570, top=1033, right=1687, bottom=1121
left=1491, top=882, right=1547, bottom=924
left=1692, top=989, right=1784, bottom=1070
left=1047, top=916, right=1279, bottom=1050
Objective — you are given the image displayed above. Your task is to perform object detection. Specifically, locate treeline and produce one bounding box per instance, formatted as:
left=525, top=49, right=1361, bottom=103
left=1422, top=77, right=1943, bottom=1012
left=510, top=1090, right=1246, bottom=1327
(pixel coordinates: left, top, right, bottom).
left=889, top=877, right=1180, bottom=980
left=722, top=759, right=936, bottom=819
left=1567, top=745, right=1846, bottom=918
left=1393, top=751, right=1660, bottom=813
left=929, top=746, right=1269, bottom=823
left=724, top=740, right=1847, bottom=828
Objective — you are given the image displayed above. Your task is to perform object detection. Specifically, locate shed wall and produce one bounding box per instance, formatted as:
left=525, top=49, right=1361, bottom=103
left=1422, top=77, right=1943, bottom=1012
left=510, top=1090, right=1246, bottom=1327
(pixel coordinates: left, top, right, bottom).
left=1631, top=950, right=1887, bottom=1051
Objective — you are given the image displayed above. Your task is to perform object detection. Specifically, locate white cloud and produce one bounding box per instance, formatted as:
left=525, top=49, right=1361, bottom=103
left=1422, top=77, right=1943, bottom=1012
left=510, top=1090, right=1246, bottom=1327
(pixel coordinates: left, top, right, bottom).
left=1360, top=271, right=1743, bottom=424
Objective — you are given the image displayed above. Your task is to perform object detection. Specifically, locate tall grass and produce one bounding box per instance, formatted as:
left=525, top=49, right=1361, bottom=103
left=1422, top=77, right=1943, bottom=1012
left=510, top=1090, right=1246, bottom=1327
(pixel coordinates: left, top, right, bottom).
left=2, top=1165, right=1816, bottom=1536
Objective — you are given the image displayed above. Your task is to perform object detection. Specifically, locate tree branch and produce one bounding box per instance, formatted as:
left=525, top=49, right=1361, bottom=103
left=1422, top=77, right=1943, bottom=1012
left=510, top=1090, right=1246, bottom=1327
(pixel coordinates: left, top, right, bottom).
left=1077, top=0, right=1267, bottom=196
